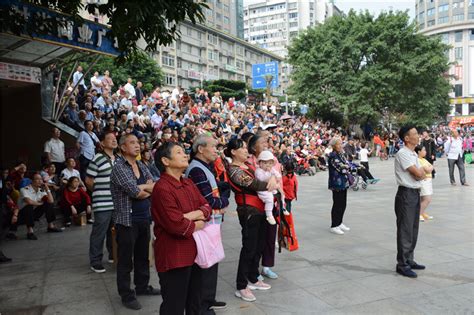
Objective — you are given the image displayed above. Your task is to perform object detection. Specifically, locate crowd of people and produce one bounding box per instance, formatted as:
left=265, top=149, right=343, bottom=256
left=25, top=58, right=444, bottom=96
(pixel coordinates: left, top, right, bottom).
left=1, top=67, right=473, bottom=313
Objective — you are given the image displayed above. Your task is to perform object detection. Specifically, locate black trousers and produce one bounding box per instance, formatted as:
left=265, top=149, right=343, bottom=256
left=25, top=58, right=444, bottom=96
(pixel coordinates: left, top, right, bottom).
left=394, top=186, right=420, bottom=269
left=331, top=189, right=347, bottom=228
left=116, top=221, right=151, bottom=302
left=201, top=263, right=218, bottom=313
left=236, top=209, right=266, bottom=290
left=10, top=203, right=55, bottom=231
left=63, top=200, right=91, bottom=223
left=360, top=162, right=375, bottom=180
left=52, top=162, right=66, bottom=176
left=158, top=264, right=202, bottom=315
left=78, top=155, right=91, bottom=181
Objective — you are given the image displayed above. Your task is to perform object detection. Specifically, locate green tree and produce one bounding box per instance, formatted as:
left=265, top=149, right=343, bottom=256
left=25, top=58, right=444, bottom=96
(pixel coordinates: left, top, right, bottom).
left=203, top=79, right=247, bottom=101
left=287, top=10, right=452, bottom=127
left=2, top=0, right=206, bottom=62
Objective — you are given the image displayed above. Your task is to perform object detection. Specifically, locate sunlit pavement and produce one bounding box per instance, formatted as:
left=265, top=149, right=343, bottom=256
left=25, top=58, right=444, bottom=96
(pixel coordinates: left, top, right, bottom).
left=1, top=157, right=473, bottom=314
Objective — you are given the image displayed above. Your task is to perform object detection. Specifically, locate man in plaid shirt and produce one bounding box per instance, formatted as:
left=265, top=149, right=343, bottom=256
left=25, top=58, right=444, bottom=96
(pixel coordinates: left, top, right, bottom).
left=110, top=134, right=159, bottom=310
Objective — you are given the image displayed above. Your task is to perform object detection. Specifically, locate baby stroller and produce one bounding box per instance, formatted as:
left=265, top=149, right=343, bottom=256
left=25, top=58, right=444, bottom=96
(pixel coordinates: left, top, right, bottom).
left=347, top=162, right=368, bottom=191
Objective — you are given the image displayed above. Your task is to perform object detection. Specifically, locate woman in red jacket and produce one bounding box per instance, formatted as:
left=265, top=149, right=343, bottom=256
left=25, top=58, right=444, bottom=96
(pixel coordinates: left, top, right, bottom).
left=61, top=176, right=92, bottom=226
left=151, top=142, right=211, bottom=315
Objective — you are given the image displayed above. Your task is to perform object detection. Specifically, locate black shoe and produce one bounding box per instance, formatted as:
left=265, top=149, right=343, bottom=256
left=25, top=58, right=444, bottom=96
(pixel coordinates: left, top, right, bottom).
left=0, top=253, right=12, bottom=263
left=87, top=219, right=94, bottom=224
left=90, top=264, right=106, bottom=273
left=27, top=233, right=38, bottom=240
left=209, top=301, right=227, bottom=310
left=396, top=267, right=417, bottom=278
left=136, top=285, right=161, bottom=296
left=47, top=227, right=63, bottom=233
left=410, top=263, right=426, bottom=270
left=122, top=299, right=142, bottom=310
left=5, top=232, right=17, bottom=240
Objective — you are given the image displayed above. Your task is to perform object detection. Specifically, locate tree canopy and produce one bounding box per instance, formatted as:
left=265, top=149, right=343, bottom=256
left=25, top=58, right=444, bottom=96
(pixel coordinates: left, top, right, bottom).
left=203, top=79, right=247, bottom=101
left=287, top=10, right=452, bottom=127
left=2, top=0, right=206, bottom=62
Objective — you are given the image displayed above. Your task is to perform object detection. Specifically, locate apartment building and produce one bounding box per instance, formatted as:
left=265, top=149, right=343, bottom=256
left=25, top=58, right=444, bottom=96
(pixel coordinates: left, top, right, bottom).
left=416, top=0, right=474, bottom=117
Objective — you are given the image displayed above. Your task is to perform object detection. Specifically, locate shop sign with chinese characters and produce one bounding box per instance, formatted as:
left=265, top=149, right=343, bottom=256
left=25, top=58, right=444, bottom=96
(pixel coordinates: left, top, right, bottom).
left=2, top=0, right=120, bottom=56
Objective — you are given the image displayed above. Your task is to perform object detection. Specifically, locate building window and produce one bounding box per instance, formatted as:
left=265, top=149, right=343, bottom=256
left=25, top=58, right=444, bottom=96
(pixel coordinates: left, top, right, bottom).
left=427, top=8, right=435, bottom=16
left=208, top=33, right=218, bottom=45
left=454, top=84, right=463, bottom=97
left=427, top=19, right=435, bottom=26
left=470, top=13, right=474, bottom=20
left=236, top=60, right=244, bottom=70
left=289, top=12, right=298, bottom=19
left=208, top=50, right=217, bottom=61
left=440, top=32, right=449, bottom=43
left=438, top=16, right=449, bottom=24
left=455, top=31, right=463, bottom=42
left=289, top=22, right=298, bottom=28
left=453, top=14, right=464, bottom=22
left=438, top=4, right=449, bottom=12
left=470, top=29, right=474, bottom=41
left=419, top=11, right=425, bottom=21
left=223, top=16, right=230, bottom=24
left=455, top=104, right=463, bottom=115
left=187, top=27, right=192, bottom=36
left=165, top=74, right=175, bottom=86
left=469, top=103, right=474, bottom=115
left=455, top=47, right=463, bottom=60
left=470, top=0, right=474, bottom=6
left=162, top=53, right=175, bottom=67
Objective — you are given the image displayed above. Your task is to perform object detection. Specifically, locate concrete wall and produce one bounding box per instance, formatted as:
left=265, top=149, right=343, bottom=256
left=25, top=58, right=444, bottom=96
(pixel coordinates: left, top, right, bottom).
left=0, top=82, right=76, bottom=171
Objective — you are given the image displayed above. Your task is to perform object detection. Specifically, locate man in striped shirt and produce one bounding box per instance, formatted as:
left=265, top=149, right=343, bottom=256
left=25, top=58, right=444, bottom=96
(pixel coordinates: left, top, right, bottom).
left=86, top=132, right=117, bottom=273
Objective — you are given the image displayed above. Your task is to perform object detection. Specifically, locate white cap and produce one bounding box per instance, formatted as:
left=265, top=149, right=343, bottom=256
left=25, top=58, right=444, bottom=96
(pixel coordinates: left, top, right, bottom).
left=257, top=150, right=274, bottom=162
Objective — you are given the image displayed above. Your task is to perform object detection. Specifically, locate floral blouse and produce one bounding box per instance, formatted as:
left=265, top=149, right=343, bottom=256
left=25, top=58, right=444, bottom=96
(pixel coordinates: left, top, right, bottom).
left=327, top=152, right=353, bottom=191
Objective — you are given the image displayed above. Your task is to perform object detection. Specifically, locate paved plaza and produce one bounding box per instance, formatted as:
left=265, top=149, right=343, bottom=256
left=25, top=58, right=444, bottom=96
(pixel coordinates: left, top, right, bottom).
left=0, top=158, right=473, bottom=315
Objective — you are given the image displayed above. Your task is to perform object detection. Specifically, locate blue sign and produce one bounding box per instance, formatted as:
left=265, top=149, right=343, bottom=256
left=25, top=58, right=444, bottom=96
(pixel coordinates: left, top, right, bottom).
left=2, top=0, right=120, bottom=56
left=252, top=62, right=279, bottom=89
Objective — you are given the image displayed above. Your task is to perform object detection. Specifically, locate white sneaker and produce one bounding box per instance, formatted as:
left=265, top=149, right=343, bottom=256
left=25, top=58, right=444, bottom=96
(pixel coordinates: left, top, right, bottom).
left=248, top=280, right=271, bottom=291
left=339, top=223, right=350, bottom=231
left=235, top=288, right=256, bottom=302
left=330, top=227, right=344, bottom=235
left=266, top=216, right=276, bottom=225
left=419, top=215, right=425, bottom=222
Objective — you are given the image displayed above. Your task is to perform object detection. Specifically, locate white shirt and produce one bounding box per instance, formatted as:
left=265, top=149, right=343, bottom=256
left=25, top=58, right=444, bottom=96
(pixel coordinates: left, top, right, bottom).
left=127, top=111, right=138, bottom=121
left=44, top=138, right=65, bottom=163
left=444, top=137, right=463, bottom=160
left=61, top=168, right=81, bottom=181
left=394, top=147, right=422, bottom=189
left=124, top=82, right=136, bottom=97
left=151, top=113, right=163, bottom=129
left=359, top=148, right=369, bottom=162
left=90, top=75, right=102, bottom=94
left=73, top=71, right=87, bottom=88
left=77, top=131, right=99, bottom=160
left=18, top=185, right=48, bottom=210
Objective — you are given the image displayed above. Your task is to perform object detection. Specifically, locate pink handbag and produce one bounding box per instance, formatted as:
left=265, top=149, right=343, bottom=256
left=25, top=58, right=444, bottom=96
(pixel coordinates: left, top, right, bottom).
left=193, top=216, right=225, bottom=269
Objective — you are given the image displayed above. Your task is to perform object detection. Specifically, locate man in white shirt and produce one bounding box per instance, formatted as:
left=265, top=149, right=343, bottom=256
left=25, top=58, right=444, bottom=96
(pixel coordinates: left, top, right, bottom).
left=73, top=65, right=87, bottom=105
left=123, top=78, right=135, bottom=98
left=44, top=128, right=66, bottom=175
left=444, top=129, right=468, bottom=186
left=393, top=125, right=427, bottom=278
left=90, top=71, right=103, bottom=95
left=9, top=173, right=62, bottom=240
left=77, top=120, right=99, bottom=180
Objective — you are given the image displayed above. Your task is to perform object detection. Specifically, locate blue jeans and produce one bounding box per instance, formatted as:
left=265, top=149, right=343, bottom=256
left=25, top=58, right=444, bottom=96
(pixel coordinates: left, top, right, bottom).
left=89, top=210, right=113, bottom=265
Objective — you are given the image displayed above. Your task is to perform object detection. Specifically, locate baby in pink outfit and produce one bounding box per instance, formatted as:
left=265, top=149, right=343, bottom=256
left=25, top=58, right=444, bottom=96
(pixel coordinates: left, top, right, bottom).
left=255, top=150, right=285, bottom=225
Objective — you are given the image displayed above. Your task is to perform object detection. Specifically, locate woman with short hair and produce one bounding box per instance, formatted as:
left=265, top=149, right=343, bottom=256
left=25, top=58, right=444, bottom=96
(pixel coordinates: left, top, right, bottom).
left=151, top=142, right=211, bottom=314
left=327, top=137, right=353, bottom=235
